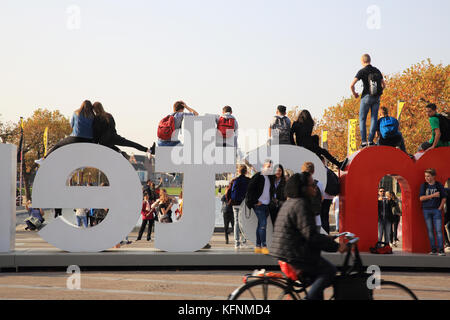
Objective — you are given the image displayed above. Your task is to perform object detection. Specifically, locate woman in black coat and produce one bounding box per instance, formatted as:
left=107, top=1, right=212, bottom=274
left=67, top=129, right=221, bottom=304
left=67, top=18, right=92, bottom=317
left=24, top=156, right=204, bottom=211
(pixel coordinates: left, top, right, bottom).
left=291, top=110, right=345, bottom=169
left=269, top=164, right=287, bottom=225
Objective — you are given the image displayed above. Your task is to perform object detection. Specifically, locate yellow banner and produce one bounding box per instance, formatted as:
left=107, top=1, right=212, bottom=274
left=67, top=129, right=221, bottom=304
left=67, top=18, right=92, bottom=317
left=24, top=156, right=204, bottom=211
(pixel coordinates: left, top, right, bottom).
left=322, top=130, right=328, bottom=144
left=347, top=119, right=358, bottom=156
left=43, top=127, right=48, bottom=157
left=20, top=117, right=24, bottom=130
left=397, top=101, right=405, bottom=118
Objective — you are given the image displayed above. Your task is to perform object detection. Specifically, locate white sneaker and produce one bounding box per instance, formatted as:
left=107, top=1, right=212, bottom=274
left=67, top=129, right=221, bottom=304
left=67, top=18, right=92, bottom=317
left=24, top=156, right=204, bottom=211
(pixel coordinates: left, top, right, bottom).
left=234, top=244, right=240, bottom=250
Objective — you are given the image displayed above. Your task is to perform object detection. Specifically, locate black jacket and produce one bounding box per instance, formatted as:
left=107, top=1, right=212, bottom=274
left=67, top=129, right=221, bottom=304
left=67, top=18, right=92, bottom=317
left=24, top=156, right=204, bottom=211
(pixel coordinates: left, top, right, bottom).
left=273, top=178, right=287, bottom=202
left=245, top=172, right=275, bottom=209
left=93, top=113, right=117, bottom=145
left=270, top=198, right=339, bottom=270
left=378, top=198, right=394, bottom=222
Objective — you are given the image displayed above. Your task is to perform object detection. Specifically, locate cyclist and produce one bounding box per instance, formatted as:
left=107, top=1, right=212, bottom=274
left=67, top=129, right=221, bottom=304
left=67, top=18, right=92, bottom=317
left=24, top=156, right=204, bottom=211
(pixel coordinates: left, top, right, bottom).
left=270, top=172, right=347, bottom=300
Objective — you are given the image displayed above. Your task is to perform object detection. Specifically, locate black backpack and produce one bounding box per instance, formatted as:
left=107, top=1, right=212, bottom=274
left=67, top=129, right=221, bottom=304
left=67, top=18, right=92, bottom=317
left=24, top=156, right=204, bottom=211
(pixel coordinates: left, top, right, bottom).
left=437, top=113, right=450, bottom=142
left=368, top=72, right=383, bottom=96
left=325, top=169, right=340, bottom=196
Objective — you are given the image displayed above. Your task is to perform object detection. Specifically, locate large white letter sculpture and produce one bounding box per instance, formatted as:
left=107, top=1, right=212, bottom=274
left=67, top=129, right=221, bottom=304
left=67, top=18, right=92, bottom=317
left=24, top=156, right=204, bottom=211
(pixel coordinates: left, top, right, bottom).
left=240, top=144, right=327, bottom=247
left=0, top=144, right=16, bottom=253
left=32, top=143, right=142, bottom=252
left=155, top=116, right=236, bottom=252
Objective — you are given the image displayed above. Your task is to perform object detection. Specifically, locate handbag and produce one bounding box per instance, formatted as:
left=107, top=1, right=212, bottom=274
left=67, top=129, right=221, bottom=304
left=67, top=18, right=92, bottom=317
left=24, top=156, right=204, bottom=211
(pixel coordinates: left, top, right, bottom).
left=370, top=242, right=393, bottom=254
left=333, top=273, right=373, bottom=300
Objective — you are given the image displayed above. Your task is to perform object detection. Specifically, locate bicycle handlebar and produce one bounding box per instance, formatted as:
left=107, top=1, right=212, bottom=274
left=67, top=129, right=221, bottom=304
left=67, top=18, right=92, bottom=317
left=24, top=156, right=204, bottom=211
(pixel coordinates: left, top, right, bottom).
left=333, top=232, right=356, bottom=240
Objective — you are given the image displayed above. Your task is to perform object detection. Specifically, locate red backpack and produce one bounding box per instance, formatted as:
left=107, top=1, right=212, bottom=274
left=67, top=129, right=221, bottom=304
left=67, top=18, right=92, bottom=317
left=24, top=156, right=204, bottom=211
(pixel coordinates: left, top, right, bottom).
left=217, top=117, right=235, bottom=138
left=157, top=115, right=175, bottom=141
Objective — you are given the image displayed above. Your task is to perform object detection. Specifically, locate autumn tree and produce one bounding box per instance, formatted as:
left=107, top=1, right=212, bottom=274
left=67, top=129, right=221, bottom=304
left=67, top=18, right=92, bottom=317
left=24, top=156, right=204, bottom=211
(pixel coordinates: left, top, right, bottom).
left=293, top=60, right=449, bottom=161
left=8, top=109, right=72, bottom=200
left=0, top=115, right=16, bottom=143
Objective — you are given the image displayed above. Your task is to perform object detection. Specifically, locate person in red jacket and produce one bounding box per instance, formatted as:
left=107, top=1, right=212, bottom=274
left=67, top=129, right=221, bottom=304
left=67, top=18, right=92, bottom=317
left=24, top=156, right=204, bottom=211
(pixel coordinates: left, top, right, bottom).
left=136, top=194, right=155, bottom=242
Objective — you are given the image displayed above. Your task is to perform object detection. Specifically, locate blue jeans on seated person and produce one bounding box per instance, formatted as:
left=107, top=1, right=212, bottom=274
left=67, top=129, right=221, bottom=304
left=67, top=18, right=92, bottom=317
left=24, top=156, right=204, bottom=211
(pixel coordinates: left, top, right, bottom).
left=158, top=139, right=180, bottom=147
left=423, top=209, right=444, bottom=251
left=359, top=95, right=380, bottom=144
left=254, top=204, right=268, bottom=247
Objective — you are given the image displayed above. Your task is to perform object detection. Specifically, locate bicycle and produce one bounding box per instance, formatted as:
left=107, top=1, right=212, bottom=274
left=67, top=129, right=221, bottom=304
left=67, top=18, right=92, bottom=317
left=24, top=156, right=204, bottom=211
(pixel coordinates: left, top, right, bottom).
left=228, top=232, right=418, bottom=300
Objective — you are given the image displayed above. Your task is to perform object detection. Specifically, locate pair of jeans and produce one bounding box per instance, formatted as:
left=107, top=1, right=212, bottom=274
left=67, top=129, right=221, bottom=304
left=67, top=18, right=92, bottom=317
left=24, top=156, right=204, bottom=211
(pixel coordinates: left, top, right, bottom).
left=76, top=216, right=88, bottom=228
left=254, top=204, right=269, bottom=247
left=378, top=133, right=406, bottom=152
left=158, top=139, right=180, bottom=147
left=301, top=258, right=337, bottom=300
left=233, top=206, right=245, bottom=245
left=423, top=209, right=444, bottom=251
left=359, top=94, right=380, bottom=143
left=223, top=212, right=234, bottom=244
left=378, top=218, right=392, bottom=244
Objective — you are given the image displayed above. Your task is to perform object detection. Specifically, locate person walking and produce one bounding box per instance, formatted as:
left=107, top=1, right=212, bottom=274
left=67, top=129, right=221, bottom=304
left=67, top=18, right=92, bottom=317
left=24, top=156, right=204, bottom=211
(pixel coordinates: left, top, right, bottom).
left=246, top=160, right=275, bottom=254
left=230, top=164, right=251, bottom=250
left=269, top=164, right=287, bottom=226
left=221, top=183, right=235, bottom=244
left=350, top=54, right=385, bottom=148
left=270, top=172, right=347, bottom=300
left=376, top=107, right=406, bottom=152
left=318, top=155, right=339, bottom=234
left=269, top=105, right=293, bottom=145
left=386, top=191, right=401, bottom=247
left=157, top=101, right=199, bottom=146
left=301, top=162, right=325, bottom=233
left=291, top=110, right=346, bottom=169
left=419, top=168, right=447, bottom=256
left=92, top=102, right=152, bottom=156
left=137, top=194, right=155, bottom=241
left=377, top=187, right=393, bottom=245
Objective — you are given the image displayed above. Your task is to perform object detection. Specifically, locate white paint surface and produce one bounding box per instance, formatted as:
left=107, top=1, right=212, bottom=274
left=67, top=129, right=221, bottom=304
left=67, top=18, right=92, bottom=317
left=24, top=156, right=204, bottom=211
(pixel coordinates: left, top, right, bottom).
left=32, top=143, right=142, bottom=252
left=155, top=115, right=236, bottom=252
left=0, top=144, right=16, bottom=252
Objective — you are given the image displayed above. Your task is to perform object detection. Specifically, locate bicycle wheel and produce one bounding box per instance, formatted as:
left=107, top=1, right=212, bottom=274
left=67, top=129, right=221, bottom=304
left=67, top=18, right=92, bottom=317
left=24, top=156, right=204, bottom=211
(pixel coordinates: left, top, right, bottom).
left=228, top=278, right=298, bottom=300
left=372, top=280, right=418, bottom=300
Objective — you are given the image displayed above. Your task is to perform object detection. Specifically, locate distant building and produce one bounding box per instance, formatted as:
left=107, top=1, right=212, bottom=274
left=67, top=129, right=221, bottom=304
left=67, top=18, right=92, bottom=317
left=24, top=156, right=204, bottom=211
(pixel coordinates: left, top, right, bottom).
left=129, top=154, right=151, bottom=185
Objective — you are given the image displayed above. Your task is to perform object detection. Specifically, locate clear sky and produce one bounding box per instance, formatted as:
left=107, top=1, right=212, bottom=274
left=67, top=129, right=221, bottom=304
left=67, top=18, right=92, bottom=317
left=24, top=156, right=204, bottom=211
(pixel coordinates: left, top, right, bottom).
left=0, top=0, right=449, bottom=154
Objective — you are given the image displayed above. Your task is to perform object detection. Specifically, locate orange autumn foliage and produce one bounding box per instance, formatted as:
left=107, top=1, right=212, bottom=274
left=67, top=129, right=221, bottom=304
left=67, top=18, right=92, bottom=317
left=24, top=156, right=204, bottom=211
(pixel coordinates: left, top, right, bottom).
left=309, top=60, right=449, bottom=160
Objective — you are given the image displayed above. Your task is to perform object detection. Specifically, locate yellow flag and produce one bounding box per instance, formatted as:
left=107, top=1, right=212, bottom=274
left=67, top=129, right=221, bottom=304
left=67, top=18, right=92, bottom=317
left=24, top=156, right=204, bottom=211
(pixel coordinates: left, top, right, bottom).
left=43, top=127, right=48, bottom=157
left=397, top=100, right=405, bottom=118
left=347, top=119, right=358, bottom=156
left=322, top=130, right=328, bottom=144
left=20, top=117, right=24, bottom=130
